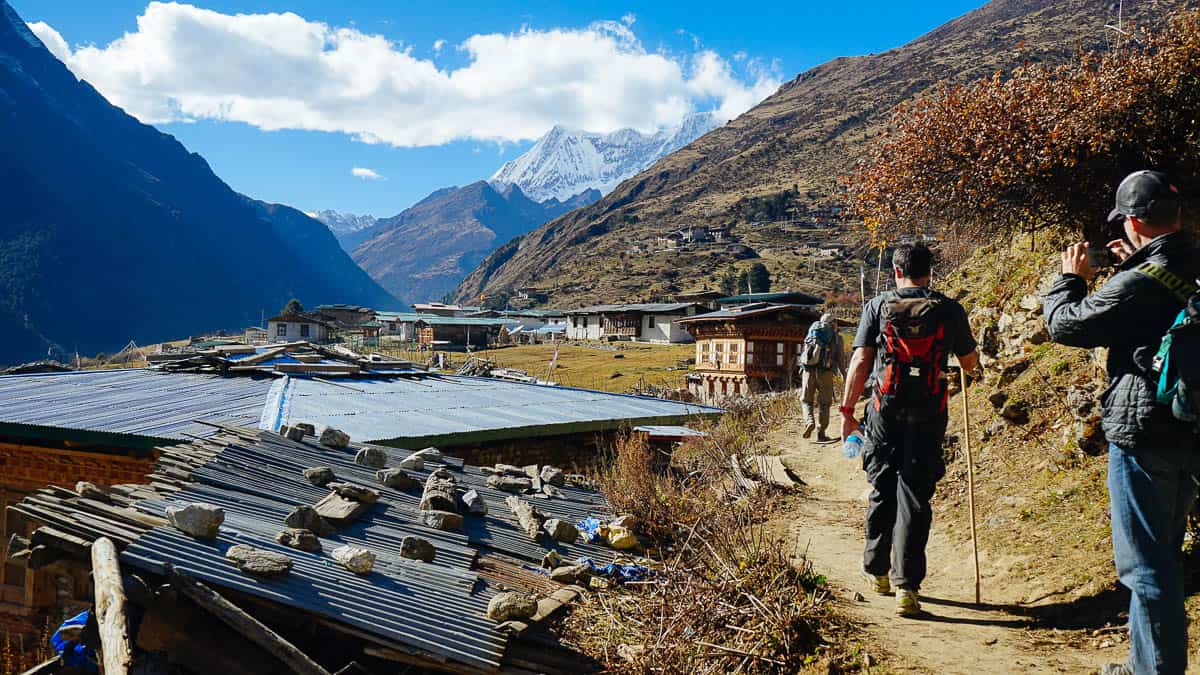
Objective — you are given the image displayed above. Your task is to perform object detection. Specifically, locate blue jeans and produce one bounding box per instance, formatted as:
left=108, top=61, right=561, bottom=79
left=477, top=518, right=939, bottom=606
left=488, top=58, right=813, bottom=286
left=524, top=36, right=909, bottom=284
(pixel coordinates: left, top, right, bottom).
left=1108, top=443, right=1197, bottom=675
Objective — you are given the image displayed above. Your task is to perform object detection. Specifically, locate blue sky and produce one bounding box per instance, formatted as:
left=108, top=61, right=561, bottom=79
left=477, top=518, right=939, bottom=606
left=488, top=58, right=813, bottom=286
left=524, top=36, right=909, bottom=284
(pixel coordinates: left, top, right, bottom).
left=15, top=1, right=985, bottom=217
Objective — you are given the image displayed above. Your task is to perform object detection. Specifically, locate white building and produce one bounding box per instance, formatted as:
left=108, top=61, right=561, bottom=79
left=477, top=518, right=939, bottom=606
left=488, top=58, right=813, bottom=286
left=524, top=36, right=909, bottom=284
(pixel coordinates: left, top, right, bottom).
left=565, top=303, right=700, bottom=343
left=266, top=313, right=334, bottom=343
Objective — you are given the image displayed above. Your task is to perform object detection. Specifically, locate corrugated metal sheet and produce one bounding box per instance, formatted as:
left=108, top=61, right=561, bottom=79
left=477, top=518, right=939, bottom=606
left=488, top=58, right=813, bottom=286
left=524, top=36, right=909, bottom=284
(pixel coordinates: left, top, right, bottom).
left=121, top=526, right=508, bottom=671
left=265, top=375, right=722, bottom=445
left=0, top=369, right=273, bottom=441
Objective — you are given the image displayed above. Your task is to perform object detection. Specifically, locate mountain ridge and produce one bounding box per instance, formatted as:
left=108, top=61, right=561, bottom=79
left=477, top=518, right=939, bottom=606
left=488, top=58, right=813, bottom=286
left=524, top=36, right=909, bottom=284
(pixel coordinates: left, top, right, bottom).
left=455, top=0, right=1166, bottom=307
left=0, top=0, right=397, bottom=365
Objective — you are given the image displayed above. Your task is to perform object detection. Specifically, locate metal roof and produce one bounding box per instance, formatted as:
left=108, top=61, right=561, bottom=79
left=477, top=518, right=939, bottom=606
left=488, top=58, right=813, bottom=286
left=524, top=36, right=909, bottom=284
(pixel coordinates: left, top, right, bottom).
left=415, top=317, right=522, bottom=327
left=0, top=369, right=274, bottom=445
left=265, top=375, right=722, bottom=446
left=675, top=303, right=821, bottom=324
left=564, top=303, right=697, bottom=314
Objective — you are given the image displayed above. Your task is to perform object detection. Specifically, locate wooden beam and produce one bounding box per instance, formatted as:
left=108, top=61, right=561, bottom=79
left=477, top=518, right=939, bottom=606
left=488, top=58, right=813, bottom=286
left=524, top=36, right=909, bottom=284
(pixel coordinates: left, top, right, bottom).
left=168, top=566, right=330, bottom=675
left=91, top=537, right=134, bottom=675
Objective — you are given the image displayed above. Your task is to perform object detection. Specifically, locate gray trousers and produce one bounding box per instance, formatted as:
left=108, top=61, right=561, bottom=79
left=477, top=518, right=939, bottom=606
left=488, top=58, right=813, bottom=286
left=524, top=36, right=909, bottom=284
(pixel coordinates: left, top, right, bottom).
left=862, top=413, right=947, bottom=591
left=800, top=368, right=836, bottom=431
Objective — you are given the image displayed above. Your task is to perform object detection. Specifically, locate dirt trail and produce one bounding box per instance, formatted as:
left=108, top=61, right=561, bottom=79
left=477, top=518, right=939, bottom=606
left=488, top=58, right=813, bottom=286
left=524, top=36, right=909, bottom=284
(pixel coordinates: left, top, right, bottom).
left=773, top=416, right=1111, bottom=674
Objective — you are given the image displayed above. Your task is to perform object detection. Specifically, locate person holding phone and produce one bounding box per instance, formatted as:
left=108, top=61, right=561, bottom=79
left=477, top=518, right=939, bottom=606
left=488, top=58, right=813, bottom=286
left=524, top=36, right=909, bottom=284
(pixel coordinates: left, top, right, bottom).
left=1044, top=170, right=1200, bottom=675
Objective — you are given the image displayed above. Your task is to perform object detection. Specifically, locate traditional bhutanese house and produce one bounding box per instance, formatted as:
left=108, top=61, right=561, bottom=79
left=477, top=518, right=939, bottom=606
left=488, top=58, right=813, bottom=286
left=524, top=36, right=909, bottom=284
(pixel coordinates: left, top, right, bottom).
left=0, top=349, right=720, bottom=640
left=672, top=290, right=725, bottom=312
left=565, top=303, right=701, bottom=343
left=675, top=303, right=822, bottom=403
left=717, top=290, right=822, bottom=310
left=243, top=326, right=268, bottom=345
left=415, top=316, right=519, bottom=348
left=266, top=312, right=335, bottom=343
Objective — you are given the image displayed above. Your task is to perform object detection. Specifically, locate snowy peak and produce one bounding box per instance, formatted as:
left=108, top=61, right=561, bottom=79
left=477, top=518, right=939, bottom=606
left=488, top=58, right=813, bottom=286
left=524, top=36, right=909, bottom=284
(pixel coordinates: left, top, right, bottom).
left=490, top=111, right=722, bottom=203
left=311, top=209, right=377, bottom=236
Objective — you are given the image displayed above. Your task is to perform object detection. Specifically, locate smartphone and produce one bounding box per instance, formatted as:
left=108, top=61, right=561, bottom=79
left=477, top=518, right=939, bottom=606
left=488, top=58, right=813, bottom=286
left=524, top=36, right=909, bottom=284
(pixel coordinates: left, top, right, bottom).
left=1086, top=245, right=1117, bottom=269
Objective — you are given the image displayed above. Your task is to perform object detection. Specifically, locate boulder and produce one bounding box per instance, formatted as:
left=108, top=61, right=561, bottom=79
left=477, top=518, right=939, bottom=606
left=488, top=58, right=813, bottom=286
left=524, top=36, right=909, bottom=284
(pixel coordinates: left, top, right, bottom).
left=1019, top=294, right=1042, bottom=312
left=284, top=505, right=336, bottom=537
left=606, top=526, right=638, bottom=550
left=319, top=427, right=351, bottom=449
left=275, top=528, right=321, bottom=553
left=550, top=563, right=592, bottom=585
left=541, top=484, right=562, bottom=498
left=376, top=468, right=417, bottom=490
left=541, top=550, right=562, bottom=570
left=419, top=510, right=463, bottom=531
left=166, top=503, right=224, bottom=540
left=397, top=455, right=425, bottom=471
left=543, top=519, right=578, bottom=543
left=225, top=544, right=292, bottom=576
left=411, top=447, right=443, bottom=462
left=293, top=423, right=316, bottom=436
left=313, top=494, right=369, bottom=528
left=487, top=475, right=532, bottom=493
left=303, top=467, right=336, bottom=487
left=487, top=592, right=538, bottom=622
left=419, top=469, right=458, bottom=512
left=1001, top=402, right=1031, bottom=425
left=987, top=391, right=1009, bottom=410
left=461, top=489, right=488, bottom=515
left=522, top=465, right=539, bottom=479
left=75, top=481, right=110, bottom=502
left=326, top=482, right=380, bottom=504
left=354, top=447, right=388, bottom=469
left=610, top=514, right=639, bottom=530
left=398, top=536, right=436, bottom=563
left=283, top=425, right=306, bottom=442
left=505, top=496, right=545, bottom=540
left=495, top=464, right=527, bottom=477
left=539, top=466, right=566, bottom=487
left=332, top=545, right=376, bottom=575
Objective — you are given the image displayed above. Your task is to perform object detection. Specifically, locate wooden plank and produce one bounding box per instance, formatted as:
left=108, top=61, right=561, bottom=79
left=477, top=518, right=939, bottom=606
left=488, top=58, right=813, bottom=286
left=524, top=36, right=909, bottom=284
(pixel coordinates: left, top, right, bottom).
left=273, top=363, right=362, bottom=373
left=92, top=537, right=134, bottom=675
left=19, top=657, right=63, bottom=675
left=747, top=455, right=799, bottom=489
left=169, top=567, right=331, bottom=675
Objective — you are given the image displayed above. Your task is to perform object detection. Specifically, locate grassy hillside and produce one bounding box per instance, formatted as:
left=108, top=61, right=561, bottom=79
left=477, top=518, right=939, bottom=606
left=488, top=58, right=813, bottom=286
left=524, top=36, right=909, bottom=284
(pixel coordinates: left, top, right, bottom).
left=454, top=0, right=1170, bottom=309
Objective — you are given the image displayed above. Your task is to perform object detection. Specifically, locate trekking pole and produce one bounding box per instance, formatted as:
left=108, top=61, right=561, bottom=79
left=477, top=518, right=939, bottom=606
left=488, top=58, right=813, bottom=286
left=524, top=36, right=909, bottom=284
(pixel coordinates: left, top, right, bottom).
left=959, top=366, right=982, bottom=604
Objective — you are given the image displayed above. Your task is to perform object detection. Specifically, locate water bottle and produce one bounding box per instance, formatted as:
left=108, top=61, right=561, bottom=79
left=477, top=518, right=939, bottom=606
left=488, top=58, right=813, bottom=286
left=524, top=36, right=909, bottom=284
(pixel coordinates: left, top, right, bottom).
left=843, top=430, right=864, bottom=459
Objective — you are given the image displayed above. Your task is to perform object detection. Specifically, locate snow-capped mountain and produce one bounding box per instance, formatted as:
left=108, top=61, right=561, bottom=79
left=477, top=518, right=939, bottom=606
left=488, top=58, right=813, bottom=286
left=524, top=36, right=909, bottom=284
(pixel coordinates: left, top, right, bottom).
left=490, top=111, right=722, bottom=203
left=310, top=210, right=378, bottom=252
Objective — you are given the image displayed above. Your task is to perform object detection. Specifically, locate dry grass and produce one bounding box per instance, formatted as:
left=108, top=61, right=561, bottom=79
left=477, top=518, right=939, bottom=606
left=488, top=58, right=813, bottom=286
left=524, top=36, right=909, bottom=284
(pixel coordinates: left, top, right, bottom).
left=565, top=395, right=872, bottom=673
left=468, top=343, right=695, bottom=393
left=2, top=621, right=56, bottom=673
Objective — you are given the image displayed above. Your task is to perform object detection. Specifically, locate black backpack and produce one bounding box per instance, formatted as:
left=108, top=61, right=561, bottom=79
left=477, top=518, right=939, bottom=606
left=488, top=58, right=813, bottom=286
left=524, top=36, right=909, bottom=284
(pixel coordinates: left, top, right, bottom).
left=872, top=293, right=950, bottom=422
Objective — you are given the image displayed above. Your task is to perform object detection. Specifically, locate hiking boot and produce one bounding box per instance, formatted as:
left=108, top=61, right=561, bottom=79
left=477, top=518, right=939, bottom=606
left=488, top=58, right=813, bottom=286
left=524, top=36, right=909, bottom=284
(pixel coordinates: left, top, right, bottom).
left=895, top=588, right=921, bottom=617
left=817, top=431, right=831, bottom=442
left=1098, top=664, right=1133, bottom=675
left=862, top=570, right=891, bottom=596
left=802, top=422, right=815, bottom=439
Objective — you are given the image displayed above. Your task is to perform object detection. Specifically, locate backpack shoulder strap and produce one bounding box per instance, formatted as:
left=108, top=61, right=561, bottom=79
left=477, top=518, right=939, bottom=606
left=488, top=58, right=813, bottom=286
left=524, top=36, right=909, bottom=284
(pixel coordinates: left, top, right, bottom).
left=1134, top=262, right=1198, bottom=305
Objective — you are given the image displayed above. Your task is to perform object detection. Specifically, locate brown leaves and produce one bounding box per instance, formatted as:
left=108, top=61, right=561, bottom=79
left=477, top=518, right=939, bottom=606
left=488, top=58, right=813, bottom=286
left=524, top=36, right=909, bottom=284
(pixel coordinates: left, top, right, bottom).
left=849, top=10, right=1200, bottom=243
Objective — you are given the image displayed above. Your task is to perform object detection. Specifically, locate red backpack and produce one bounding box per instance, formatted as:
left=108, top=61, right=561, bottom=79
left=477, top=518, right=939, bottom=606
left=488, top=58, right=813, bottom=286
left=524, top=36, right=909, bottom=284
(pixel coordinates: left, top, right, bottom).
left=872, top=293, right=950, bottom=421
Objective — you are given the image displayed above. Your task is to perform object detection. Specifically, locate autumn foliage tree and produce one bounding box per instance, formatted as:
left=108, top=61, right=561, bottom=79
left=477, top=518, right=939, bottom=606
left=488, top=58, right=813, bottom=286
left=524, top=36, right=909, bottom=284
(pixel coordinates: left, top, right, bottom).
left=850, top=10, right=1200, bottom=246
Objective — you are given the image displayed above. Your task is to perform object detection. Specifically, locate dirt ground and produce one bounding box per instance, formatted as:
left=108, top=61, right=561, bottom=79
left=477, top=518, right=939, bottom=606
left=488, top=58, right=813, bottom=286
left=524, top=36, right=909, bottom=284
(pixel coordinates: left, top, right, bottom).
left=767, top=412, right=1136, bottom=674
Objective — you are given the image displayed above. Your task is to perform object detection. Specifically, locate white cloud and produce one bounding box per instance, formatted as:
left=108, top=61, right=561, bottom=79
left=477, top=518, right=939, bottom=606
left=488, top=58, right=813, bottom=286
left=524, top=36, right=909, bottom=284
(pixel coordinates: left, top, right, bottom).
left=27, top=3, right=780, bottom=147
left=621, top=13, right=636, bottom=26
left=432, top=38, right=445, bottom=53
left=351, top=167, right=384, bottom=180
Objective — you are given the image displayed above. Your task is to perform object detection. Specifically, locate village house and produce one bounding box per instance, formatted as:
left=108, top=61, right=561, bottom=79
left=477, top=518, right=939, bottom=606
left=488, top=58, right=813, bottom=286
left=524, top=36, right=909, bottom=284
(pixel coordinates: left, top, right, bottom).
left=565, top=303, right=701, bottom=343
left=675, top=303, right=822, bottom=403
left=313, top=303, right=375, bottom=325
left=243, top=326, right=268, bottom=345
left=266, top=312, right=335, bottom=343
left=672, top=290, right=725, bottom=312
left=415, top=316, right=518, bottom=348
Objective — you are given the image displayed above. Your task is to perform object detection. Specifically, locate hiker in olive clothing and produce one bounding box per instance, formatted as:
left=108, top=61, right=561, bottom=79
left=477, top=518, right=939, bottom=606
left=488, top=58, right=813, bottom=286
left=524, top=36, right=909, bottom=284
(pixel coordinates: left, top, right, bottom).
left=801, top=312, right=845, bottom=441
left=1044, top=170, right=1200, bottom=675
left=840, top=242, right=979, bottom=617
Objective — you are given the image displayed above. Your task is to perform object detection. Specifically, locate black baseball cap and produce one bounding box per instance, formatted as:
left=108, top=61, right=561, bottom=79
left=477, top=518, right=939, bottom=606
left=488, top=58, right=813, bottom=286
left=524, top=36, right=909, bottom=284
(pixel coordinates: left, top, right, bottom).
left=1108, top=170, right=1181, bottom=223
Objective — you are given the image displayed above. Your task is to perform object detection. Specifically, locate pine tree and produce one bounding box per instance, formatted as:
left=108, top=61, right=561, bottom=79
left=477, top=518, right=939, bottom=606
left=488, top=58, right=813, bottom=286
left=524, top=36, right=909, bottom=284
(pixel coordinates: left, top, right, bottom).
left=281, top=298, right=304, bottom=316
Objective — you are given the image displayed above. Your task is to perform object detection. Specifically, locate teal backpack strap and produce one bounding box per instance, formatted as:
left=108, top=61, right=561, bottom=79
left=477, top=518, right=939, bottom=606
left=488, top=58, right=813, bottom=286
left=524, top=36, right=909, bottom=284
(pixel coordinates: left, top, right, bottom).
left=1134, top=262, right=1197, bottom=304
left=1155, top=308, right=1190, bottom=405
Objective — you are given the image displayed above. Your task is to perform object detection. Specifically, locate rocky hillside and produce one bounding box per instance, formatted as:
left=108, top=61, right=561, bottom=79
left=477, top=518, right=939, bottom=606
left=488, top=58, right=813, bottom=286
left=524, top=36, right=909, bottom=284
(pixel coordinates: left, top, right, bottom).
left=350, top=182, right=597, bottom=306
left=0, top=1, right=397, bottom=365
left=456, top=0, right=1166, bottom=307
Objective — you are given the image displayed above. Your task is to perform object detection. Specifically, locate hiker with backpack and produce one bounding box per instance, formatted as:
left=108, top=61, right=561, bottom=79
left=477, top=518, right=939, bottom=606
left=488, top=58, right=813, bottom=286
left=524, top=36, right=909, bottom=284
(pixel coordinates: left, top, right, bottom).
left=800, top=312, right=845, bottom=442
left=839, top=242, right=979, bottom=617
left=1044, top=170, right=1200, bottom=675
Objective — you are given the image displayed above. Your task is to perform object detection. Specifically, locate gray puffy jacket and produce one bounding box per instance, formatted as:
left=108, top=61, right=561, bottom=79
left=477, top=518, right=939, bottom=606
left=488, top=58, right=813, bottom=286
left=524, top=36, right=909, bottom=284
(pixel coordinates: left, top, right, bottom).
left=1044, top=231, right=1200, bottom=455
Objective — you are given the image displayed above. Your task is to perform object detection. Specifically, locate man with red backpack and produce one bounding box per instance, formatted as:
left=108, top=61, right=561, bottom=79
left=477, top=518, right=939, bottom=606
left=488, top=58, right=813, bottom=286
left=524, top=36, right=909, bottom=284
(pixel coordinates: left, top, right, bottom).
left=839, top=242, right=979, bottom=617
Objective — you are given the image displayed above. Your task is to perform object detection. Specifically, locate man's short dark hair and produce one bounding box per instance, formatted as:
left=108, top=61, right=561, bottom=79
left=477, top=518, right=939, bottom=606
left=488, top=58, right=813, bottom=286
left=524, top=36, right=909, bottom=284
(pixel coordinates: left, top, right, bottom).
left=893, top=243, right=933, bottom=280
